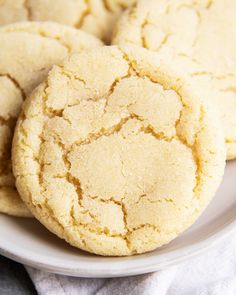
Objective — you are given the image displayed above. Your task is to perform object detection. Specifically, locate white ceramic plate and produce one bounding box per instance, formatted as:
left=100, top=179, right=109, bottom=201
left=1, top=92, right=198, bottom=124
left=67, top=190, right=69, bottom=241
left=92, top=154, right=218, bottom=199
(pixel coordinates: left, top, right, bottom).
left=0, top=161, right=236, bottom=278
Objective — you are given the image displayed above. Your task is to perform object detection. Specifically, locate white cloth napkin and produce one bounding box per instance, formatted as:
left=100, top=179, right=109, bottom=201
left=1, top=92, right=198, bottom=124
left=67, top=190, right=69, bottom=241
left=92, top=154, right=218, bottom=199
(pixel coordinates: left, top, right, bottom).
left=26, top=233, right=236, bottom=295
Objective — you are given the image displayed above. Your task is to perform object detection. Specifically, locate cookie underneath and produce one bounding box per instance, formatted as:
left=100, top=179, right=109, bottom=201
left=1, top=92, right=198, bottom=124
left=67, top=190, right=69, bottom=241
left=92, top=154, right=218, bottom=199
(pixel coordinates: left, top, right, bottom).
left=112, top=0, right=236, bottom=160
left=0, top=187, right=31, bottom=217
left=0, top=0, right=136, bottom=42
left=0, top=21, right=102, bottom=217
left=13, top=46, right=225, bottom=255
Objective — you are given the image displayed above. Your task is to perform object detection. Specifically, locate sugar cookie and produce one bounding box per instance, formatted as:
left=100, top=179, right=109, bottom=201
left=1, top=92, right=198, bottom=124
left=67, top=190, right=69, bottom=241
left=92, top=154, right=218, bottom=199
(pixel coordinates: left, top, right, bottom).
left=112, top=0, right=236, bottom=160
left=0, top=21, right=102, bottom=217
left=0, top=0, right=136, bottom=42
left=13, top=46, right=225, bottom=255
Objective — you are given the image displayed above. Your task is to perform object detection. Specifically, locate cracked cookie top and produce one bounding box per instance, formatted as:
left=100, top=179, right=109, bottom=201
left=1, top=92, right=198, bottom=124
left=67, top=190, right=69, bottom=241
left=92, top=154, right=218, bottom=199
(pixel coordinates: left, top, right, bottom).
left=112, top=0, right=236, bottom=160
left=0, top=0, right=136, bottom=43
left=12, top=45, right=225, bottom=256
left=0, top=21, right=102, bottom=217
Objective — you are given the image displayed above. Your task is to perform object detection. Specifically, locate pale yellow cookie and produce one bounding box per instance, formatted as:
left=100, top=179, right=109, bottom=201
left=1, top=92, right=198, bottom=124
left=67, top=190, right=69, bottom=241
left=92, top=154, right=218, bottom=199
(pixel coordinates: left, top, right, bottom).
left=13, top=46, right=225, bottom=255
left=112, top=0, right=236, bottom=160
left=0, top=21, right=102, bottom=217
left=0, top=0, right=136, bottom=42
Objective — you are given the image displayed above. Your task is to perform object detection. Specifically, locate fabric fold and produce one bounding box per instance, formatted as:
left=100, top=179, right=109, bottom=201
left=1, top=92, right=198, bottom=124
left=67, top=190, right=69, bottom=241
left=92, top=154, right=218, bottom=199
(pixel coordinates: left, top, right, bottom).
left=26, top=234, right=236, bottom=295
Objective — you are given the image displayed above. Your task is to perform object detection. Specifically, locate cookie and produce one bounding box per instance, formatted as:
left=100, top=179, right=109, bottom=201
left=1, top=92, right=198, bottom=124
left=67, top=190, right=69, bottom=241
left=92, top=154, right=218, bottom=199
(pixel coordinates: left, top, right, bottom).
left=0, top=0, right=136, bottom=42
left=0, top=21, right=102, bottom=217
left=12, top=46, right=225, bottom=255
left=112, top=0, right=236, bottom=160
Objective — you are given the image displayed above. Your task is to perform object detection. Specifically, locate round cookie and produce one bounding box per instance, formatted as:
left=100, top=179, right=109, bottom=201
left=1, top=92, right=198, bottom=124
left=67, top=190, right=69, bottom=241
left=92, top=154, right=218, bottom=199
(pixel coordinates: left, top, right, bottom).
left=0, top=0, right=136, bottom=43
left=13, top=45, right=225, bottom=255
left=112, top=0, right=236, bottom=160
left=0, top=21, right=102, bottom=217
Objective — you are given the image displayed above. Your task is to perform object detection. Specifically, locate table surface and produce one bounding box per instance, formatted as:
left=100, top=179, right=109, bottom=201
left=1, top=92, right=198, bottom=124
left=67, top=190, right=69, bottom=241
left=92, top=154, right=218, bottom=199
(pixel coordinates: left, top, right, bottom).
left=0, top=255, right=36, bottom=295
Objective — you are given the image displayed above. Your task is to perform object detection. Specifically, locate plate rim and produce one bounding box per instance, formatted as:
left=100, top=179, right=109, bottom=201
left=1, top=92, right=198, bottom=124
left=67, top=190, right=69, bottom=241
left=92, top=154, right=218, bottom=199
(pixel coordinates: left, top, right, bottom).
left=0, top=218, right=236, bottom=278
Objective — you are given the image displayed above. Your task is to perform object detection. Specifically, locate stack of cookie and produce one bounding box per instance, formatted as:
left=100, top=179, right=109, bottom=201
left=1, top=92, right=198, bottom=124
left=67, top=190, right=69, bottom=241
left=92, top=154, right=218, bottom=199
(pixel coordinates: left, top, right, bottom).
left=0, top=0, right=234, bottom=256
